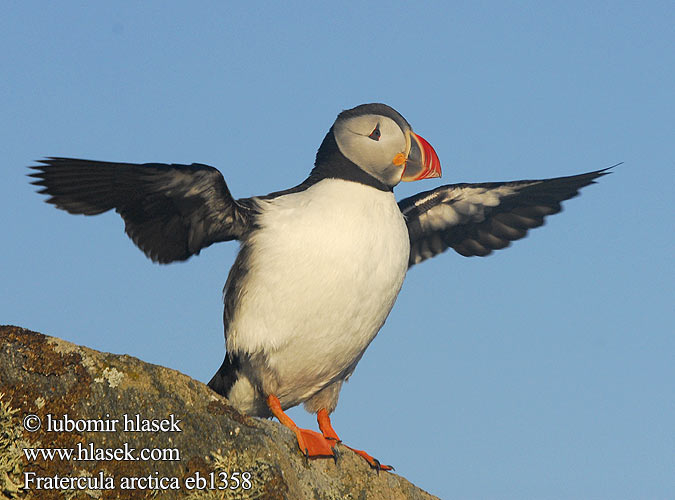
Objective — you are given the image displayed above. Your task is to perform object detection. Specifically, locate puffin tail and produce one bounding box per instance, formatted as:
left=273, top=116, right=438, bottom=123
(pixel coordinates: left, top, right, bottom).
left=207, top=354, right=240, bottom=397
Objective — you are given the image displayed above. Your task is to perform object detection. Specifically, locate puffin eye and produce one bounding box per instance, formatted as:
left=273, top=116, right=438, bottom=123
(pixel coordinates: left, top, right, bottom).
left=368, top=125, right=381, bottom=141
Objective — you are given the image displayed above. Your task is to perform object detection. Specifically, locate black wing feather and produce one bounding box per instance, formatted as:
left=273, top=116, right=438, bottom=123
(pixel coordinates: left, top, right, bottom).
left=30, top=157, right=253, bottom=263
left=399, top=167, right=613, bottom=267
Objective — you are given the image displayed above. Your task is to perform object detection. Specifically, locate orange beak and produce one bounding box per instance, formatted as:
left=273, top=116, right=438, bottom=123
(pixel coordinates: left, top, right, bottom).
left=400, top=131, right=442, bottom=182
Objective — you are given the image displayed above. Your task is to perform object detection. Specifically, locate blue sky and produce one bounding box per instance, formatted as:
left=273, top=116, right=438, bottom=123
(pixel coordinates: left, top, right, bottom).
left=2, top=2, right=673, bottom=498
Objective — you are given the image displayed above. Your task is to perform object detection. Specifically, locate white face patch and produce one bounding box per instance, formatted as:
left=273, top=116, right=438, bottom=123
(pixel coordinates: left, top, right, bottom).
left=333, top=114, right=408, bottom=187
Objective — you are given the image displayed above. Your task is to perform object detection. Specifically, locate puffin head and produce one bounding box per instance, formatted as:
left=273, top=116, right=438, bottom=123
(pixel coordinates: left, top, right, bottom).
left=322, top=103, right=441, bottom=189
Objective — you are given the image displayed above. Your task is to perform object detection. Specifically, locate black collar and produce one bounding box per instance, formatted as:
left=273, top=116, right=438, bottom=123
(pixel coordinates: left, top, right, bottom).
left=260, top=127, right=392, bottom=200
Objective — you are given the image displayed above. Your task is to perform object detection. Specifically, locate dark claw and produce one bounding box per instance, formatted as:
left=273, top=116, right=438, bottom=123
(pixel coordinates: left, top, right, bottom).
left=370, top=458, right=394, bottom=473
left=332, top=446, right=341, bottom=464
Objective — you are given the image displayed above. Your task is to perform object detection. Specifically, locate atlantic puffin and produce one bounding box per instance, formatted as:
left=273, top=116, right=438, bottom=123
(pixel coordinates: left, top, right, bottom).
left=30, top=103, right=611, bottom=470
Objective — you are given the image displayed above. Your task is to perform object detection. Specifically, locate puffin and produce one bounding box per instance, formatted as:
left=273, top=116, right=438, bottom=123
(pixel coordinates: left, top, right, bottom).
left=30, top=103, right=611, bottom=470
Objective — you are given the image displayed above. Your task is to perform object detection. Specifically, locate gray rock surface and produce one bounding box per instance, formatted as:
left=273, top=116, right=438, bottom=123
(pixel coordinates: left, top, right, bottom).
left=0, top=325, right=438, bottom=500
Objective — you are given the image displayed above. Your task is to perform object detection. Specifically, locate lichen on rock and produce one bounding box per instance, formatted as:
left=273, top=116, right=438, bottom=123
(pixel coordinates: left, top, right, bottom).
left=0, top=393, right=27, bottom=498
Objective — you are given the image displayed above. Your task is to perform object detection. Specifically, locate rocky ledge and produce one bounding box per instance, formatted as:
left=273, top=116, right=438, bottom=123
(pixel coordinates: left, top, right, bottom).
left=0, top=325, right=437, bottom=500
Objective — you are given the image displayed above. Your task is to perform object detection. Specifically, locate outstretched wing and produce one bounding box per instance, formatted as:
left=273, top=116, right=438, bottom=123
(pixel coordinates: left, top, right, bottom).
left=30, top=157, right=254, bottom=263
left=399, top=167, right=612, bottom=267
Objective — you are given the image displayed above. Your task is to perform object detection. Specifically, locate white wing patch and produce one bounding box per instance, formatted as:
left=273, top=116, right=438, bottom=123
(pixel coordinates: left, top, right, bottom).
left=418, top=184, right=531, bottom=232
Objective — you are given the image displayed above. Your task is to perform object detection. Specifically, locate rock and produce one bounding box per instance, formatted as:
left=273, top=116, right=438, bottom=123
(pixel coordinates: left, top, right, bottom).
left=0, top=326, right=438, bottom=500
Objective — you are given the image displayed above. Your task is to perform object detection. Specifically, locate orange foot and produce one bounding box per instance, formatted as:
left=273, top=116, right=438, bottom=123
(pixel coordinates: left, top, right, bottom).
left=344, top=445, right=394, bottom=472
left=317, top=408, right=394, bottom=472
left=267, top=395, right=335, bottom=458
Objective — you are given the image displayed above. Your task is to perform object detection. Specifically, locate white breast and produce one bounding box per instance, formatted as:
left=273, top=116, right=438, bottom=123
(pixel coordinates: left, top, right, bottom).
left=226, top=179, right=409, bottom=406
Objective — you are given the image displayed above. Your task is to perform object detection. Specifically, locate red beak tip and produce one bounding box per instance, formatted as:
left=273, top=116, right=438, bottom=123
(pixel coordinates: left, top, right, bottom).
left=401, top=131, right=442, bottom=182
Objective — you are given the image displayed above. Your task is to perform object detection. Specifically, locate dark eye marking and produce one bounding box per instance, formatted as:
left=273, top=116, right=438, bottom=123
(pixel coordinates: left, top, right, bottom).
left=368, top=124, right=381, bottom=141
